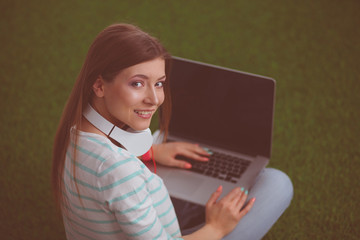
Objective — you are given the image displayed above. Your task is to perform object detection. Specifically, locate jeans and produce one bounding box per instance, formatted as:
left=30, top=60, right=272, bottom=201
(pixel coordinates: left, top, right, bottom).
left=172, top=168, right=294, bottom=240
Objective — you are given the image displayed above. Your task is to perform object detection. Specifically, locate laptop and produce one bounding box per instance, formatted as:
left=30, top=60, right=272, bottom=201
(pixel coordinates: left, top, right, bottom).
left=154, top=56, right=275, bottom=206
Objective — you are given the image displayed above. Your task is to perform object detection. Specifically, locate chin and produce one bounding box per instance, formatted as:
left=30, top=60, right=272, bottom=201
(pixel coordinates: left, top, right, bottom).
left=129, top=122, right=151, bottom=131
left=132, top=127, right=149, bottom=131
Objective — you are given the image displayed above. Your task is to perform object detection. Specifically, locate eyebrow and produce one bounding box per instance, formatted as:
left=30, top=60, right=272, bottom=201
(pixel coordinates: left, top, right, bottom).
left=132, top=74, right=166, bottom=80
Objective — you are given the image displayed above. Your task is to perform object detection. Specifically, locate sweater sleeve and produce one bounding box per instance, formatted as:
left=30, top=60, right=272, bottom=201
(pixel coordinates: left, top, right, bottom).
left=98, top=155, right=183, bottom=240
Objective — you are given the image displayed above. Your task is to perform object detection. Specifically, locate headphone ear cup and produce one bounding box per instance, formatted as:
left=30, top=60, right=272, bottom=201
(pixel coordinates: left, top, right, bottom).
left=110, top=127, right=153, bottom=156
left=83, top=104, right=153, bottom=156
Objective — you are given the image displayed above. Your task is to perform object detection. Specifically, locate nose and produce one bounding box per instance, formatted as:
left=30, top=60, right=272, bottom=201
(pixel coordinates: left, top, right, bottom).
left=144, top=87, right=160, bottom=105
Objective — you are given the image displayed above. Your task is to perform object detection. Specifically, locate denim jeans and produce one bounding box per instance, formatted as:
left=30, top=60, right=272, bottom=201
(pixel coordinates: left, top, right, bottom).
left=172, top=168, right=294, bottom=240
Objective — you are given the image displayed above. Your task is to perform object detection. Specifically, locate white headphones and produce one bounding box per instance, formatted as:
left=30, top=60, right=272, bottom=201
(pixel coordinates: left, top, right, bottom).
left=83, top=104, right=153, bottom=156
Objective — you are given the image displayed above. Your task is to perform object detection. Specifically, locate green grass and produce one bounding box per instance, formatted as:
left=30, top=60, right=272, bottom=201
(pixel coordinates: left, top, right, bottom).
left=1, top=0, right=359, bottom=239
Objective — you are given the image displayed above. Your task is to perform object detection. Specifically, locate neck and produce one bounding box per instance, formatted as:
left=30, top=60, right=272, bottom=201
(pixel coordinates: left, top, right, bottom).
left=80, top=117, right=125, bottom=148
left=80, top=116, right=106, bottom=136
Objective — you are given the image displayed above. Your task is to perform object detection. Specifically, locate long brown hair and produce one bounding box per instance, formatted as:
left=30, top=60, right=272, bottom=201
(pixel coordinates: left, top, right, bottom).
left=51, top=23, right=171, bottom=211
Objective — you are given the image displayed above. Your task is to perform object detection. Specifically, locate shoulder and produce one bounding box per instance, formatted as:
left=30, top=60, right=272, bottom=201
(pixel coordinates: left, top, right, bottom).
left=70, top=130, right=150, bottom=184
left=76, top=131, right=143, bottom=171
left=70, top=131, right=154, bottom=200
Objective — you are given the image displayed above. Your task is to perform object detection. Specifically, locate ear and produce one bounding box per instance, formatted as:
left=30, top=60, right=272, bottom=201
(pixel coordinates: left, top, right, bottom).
left=92, top=76, right=105, bottom=98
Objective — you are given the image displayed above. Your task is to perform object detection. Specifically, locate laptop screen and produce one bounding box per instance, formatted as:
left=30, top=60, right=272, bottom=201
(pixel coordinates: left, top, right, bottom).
left=168, top=57, right=275, bottom=158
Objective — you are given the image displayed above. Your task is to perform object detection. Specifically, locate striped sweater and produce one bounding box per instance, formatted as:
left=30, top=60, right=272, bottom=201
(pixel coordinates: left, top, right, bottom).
left=62, top=128, right=182, bottom=239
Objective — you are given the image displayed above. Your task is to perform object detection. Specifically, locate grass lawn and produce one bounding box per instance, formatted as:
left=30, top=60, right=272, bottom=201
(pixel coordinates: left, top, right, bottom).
left=1, top=0, right=359, bottom=239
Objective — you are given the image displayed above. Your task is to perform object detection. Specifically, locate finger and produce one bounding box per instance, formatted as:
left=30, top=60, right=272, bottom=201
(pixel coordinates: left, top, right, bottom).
left=235, top=189, right=248, bottom=211
left=178, top=142, right=211, bottom=158
left=221, top=187, right=242, bottom=203
left=207, top=185, right=223, bottom=207
left=168, top=142, right=206, bottom=160
left=181, top=150, right=209, bottom=162
left=194, top=144, right=212, bottom=156
left=179, top=142, right=211, bottom=157
left=169, top=158, right=192, bottom=169
left=237, top=197, right=256, bottom=220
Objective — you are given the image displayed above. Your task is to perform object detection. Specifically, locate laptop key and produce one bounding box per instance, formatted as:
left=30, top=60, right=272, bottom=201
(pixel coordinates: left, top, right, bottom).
left=192, top=168, right=204, bottom=174
left=228, top=173, right=241, bottom=179
left=225, top=176, right=232, bottom=182
left=205, top=171, right=213, bottom=176
left=178, top=151, right=251, bottom=182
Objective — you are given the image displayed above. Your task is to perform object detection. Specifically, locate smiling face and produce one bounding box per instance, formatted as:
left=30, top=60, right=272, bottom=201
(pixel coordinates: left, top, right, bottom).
left=91, top=58, right=166, bottom=131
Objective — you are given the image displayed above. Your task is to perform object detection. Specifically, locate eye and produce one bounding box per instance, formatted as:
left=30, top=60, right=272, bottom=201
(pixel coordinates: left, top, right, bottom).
left=131, top=81, right=143, bottom=88
left=155, top=81, right=165, bottom=88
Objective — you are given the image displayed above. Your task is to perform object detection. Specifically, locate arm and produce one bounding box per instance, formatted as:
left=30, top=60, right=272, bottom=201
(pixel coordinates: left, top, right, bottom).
left=101, top=156, right=182, bottom=239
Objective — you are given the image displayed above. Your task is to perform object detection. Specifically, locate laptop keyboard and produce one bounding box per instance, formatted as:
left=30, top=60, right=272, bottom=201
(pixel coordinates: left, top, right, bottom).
left=177, top=151, right=251, bottom=184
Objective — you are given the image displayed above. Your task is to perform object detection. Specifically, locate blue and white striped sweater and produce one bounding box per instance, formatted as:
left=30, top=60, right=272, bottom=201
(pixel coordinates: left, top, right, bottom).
left=62, top=129, right=182, bottom=240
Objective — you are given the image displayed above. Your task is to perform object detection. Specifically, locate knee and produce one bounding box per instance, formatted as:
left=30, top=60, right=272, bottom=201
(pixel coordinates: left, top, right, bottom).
left=266, top=168, right=294, bottom=205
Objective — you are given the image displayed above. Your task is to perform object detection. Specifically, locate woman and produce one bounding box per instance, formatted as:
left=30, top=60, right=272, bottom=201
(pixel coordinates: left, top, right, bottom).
left=52, top=23, right=293, bottom=240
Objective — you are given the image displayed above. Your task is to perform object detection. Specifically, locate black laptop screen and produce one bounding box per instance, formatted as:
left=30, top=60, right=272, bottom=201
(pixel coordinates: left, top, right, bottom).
left=168, top=57, right=275, bottom=158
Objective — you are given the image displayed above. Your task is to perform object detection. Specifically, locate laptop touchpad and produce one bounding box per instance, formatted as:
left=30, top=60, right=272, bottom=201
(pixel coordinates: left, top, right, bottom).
left=164, top=171, right=204, bottom=195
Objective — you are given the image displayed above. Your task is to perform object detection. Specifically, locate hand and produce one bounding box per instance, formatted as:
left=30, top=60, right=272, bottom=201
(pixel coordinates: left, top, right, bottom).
left=205, top=186, right=255, bottom=238
left=152, top=142, right=210, bottom=169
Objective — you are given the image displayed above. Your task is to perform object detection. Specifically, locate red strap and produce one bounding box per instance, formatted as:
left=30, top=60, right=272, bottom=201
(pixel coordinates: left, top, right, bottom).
left=151, top=146, right=156, bottom=174
left=140, top=146, right=156, bottom=173
left=141, top=148, right=152, bottom=161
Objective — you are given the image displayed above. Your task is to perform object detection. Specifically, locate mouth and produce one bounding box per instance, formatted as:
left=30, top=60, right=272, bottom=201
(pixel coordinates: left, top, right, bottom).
left=134, top=110, right=154, bottom=119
